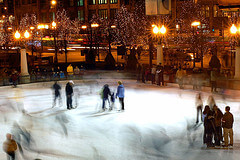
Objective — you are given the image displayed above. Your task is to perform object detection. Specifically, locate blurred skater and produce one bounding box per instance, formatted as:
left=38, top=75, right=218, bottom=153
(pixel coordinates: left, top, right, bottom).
left=195, top=93, right=203, bottom=124
left=109, top=92, right=115, bottom=111
left=52, top=81, right=62, bottom=107
left=176, top=67, right=184, bottom=89
left=207, top=95, right=216, bottom=111
left=65, top=81, right=74, bottom=110
left=3, top=133, right=17, bottom=160
left=116, top=81, right=125, bottom=111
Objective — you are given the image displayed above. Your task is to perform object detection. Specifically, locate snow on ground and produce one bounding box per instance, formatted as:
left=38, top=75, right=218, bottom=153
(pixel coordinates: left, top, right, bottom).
left=0, top=80, right=240, bottom=160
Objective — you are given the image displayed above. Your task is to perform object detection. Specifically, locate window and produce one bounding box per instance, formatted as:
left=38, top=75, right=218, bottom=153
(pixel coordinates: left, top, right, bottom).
left=98, top=0, right=107, bottom=4
left=99, top=9, right=108, bottom=19
left=77, top=0, right=84, bottom=6
left=110, top=0, right=117, bottom=3
left=42, top=12, right=47, bottom=23
left=205, top=6, right=209, bottom=17
left=88, top=0, right=96, bottom=5
left=110, top=9, right=117, bottom=19
left=88, top=10, right=96, bottom=20
left=69, top=0, right=74, bottom=6
left=124, top=0, right=129, bottom=5
left=78, top=10, right=84, bottom=21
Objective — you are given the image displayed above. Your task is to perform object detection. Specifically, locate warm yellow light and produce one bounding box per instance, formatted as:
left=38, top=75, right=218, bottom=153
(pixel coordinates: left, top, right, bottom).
left=44, top=25, right=49, bottom=29
left=91, top=23, right=99, bottom=28
left=2, top=15, right=5, bottom=18
left=152, top=24, right=156, bottom=28
left=111, top=25, right=116, bottom=28
left=38, top=24, right=44, bottom=29
left=176, top=24, right=179, bottom=29
left=52, top=21, right=57, bottom=28
left=51, top=0, right=57, bottom=5
left=24, top=30, right=30, bottom=39
left=159, top=25, right=166, bottom=34
left=14, top=31, right=21, bottom=39
left=153, top=26, right=159, bottom=34
left=230, top=24, right=238, bottom=34
left=30, top=26, right=35, bottom=30
left=7, top=27, right=12, bottom=30
left=81, top=25, right=87, bottom=29
left=4, top=7, right=7, bottom=10
left=191, top=21, right=201, bottom=27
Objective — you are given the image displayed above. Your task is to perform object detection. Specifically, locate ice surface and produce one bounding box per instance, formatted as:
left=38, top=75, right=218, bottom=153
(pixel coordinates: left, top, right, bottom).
left=0, top=80, right=240, bottom=160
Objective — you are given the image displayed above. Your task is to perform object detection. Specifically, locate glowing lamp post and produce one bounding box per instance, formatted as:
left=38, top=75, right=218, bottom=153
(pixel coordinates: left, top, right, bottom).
left=230, top=24, right=240, bottom=79
left=52, top=21, right=58, bottom=64
left=153, top=25, right=166, bottom=65
left=14, top=30, right=31, bottom=83
left=191, top=21, right=201, bottom=68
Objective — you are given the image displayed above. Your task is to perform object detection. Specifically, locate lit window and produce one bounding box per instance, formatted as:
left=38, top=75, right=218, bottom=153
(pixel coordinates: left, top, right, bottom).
left=99, top=9, right=108, bottom=19
left=78, top=10, right=84, bottom=21
left=98, top=0, right=107, bottom=4
left=110, top=0, right=117, bottom=3
left=77, top=0, right=84, bottom=6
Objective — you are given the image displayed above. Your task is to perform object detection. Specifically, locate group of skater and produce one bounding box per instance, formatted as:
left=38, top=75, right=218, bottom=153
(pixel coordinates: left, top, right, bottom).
left=138, top=63, right=165, bottom=86
left=195, top=93, right=234, bottom=148
left=52, top=80, right=125, bottom=111
left=100, top=81, right=125, bottom=111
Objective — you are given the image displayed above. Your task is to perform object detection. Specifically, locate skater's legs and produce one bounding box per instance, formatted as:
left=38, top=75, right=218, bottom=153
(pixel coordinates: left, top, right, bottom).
left=119, top=98, right=124, bottom=110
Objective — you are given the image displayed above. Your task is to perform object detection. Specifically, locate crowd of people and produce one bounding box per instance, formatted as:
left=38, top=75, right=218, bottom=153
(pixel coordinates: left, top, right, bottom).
left=195, top=93, right=234, bottom=149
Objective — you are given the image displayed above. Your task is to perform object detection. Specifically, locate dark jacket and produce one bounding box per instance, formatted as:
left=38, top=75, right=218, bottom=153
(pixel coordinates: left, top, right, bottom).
left=213, top=108, right=223, bottom=127
left=65, top=83, right=73, bottom=96
left=204, top=110, right=215, bottom=134
left=3, top=139, right=17, bottom=153
left=222, top=112, right=234, bottom=129
left=53, top=83, right=61, bottom=96
left=103, top=85, right=111, bottom=99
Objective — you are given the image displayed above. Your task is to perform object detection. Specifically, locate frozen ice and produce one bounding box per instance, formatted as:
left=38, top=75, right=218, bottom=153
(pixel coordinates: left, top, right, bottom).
left=0, top=80, right=240, bottom=160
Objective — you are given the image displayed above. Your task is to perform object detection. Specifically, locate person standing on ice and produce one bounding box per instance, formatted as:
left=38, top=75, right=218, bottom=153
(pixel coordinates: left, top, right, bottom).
left=65, top=80, right=74, bottom=110
left=116, top=81, right=125, bottom=111
left=212, top=105, right=223, bottom=148
left=52, top=81, right=62, bottom=107
left=3, top=133, right=17, bottom=160
left=222, top=106, right=234, bottom=148
left=195, top=93, right=203, bottom=123
left=102, top=84, right=111, bottom=110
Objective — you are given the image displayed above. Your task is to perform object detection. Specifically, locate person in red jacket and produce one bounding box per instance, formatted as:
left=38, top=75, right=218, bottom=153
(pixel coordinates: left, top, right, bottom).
left=3, top=133, right=18, bottom=160
left=222, top=106, right=234, bottom=148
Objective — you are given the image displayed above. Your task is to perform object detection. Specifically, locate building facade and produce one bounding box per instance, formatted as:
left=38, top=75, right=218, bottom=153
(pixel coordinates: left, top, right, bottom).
left=13, top=0, right=135, bottom=25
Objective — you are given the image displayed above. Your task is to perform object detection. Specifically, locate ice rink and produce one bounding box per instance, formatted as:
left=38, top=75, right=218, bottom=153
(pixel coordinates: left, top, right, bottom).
left=0, top=80, right=240, bottom=160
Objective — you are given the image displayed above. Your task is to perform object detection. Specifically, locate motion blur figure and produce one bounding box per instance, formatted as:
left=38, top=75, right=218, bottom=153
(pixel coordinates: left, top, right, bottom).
left=3, top=133, right=17, bottom=160
left=52, top=81, right=62, bottom=107
left=102, top=84, right=111, bottom=110
left=207, top=95, right=216, bottom=111
left=212, top=105, right=223, bottom=147
left=195, top=93, right=203, bottom=124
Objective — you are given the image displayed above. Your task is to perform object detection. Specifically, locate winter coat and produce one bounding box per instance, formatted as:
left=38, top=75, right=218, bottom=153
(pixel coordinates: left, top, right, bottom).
left=213, top=108, right=223, bottom=127
left=53, top=83, right=61, bottom=96
left=116, top=84, right=125, bottom=98
left=103, top=86, right=111, bottom=99
left=204, top=110, right=215, bottom=134
left=67, top=65, right=74, bottom=75
left=3, top=139, right=17, bottom=153
left=222, top=112, right=234, bottom=129
left=65, top=83, right=73, bottom=96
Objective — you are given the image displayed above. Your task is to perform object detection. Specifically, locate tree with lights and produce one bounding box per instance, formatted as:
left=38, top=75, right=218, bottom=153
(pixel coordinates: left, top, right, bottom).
left=174, top=1, right=212, bottom=68
left=55, top=9, right=78, bottom=64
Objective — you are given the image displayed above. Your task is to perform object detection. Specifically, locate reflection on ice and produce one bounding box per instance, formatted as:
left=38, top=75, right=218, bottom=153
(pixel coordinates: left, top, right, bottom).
left=0, top=81, right=239, bottom=160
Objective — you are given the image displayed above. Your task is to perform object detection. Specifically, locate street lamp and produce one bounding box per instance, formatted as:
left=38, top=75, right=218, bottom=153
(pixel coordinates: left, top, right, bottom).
left=51, top=0, right=57, bottom=5
left=152, top=25, right=167, bottom=65
left=191, top=21, right=201, bottom=68
left=14, top=31, right=21, bottom=39
left=52, top=21, right=58, bottom=64
left=24, top=30, right=30, bottom=39
left=229, top=24, right=240, bottom=79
